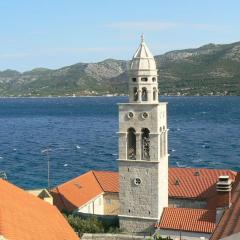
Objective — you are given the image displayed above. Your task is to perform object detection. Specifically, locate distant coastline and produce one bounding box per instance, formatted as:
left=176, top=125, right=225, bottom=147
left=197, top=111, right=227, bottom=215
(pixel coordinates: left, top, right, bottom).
left=0, top=93, right=238, bottom=99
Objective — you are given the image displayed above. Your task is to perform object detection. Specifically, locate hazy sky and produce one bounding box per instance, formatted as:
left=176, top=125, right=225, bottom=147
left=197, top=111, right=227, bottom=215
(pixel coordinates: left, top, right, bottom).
left=1, top=0, right=240, bottom=71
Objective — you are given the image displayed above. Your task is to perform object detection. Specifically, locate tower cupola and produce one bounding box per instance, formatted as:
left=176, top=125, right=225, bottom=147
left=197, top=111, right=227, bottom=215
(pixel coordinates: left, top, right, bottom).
left=129, top=35, right=159, bottom=104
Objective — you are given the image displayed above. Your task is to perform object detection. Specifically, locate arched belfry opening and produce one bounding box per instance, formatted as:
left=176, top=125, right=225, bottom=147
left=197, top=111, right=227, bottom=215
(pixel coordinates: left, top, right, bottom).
left=142, top=88, right=148, bottom=101
left=141, top=128, right=150, bottom=160
left=133, top=87, right=138, bottom=101
left=118, top=36, right=168, bottom=233
left=127, top=128, right=136, bottom=160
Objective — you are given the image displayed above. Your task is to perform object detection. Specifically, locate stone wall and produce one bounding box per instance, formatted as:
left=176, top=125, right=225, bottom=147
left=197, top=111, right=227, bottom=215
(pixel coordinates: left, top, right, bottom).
left=81, top=233, right=146, bottom=240
left=119, top=216, right=156, bottom=233
left=104, top=193, right=120, bottom=215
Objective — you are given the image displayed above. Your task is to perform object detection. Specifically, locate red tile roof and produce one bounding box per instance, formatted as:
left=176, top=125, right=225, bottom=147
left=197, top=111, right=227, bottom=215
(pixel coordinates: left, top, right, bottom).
left=51, top=170, right=118, bottom=212
left=93, top=170, right=119, bottom=193
left=157, top=207, right=216, bottom=233
left=52, top=168, right=237, bottom=212
left=0, top=179, right=79, bottom=240
left=169, top=168, right=236, bottom=199
left=211, top=173, right=240, bottom=240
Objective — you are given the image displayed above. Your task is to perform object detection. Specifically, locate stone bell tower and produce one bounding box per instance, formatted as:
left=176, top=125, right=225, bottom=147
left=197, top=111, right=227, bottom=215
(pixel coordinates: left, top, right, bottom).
left=118, top=36, right=168, bottom=233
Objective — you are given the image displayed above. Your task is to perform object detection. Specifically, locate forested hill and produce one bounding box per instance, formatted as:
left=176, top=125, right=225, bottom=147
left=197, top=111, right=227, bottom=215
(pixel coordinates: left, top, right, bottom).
left=0, top=41, right=240, bottom=97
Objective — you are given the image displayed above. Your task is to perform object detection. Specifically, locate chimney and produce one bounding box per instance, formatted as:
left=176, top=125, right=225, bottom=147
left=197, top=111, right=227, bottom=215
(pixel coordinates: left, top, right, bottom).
left=215, top=175, right=232, bottom=223
left=216, top=175, right=232, bottom=193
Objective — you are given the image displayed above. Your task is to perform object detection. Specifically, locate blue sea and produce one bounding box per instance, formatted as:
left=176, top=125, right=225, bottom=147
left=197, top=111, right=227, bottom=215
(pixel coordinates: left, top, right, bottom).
left=0, top=96, right=239, bottom=189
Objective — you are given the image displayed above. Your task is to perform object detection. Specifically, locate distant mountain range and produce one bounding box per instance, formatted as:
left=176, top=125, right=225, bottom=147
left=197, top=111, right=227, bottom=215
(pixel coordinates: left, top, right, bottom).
left=1, top=41, right=240, bottom=97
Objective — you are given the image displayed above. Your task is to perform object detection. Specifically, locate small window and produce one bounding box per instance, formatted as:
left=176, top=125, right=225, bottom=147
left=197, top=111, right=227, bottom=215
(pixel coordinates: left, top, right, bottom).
left=142, top=87, right=148, bottom=101
left=133, top=87, right=138, bottom=101
left=141, top=77, right=148, bottom=82
left=152, top=77, right=156, bottom=82
left=141, top=112, right=149, bottom=119
left=128, top=168, right=130, bottom=172
left=127, top=112, right=134, bottom=119
left=128, top=209, right=131, bottom=213
left=107, top=199, right=112, bottom=205
left=134, top=178, right=141, bottom=185
left=132, top=78, right=137, bottom=82
left=148, top=211, right=151, bottom=215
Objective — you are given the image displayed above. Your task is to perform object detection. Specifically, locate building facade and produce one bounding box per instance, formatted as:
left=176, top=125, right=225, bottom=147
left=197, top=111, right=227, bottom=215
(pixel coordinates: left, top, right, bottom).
left=118, top=36, right=169, bottom=232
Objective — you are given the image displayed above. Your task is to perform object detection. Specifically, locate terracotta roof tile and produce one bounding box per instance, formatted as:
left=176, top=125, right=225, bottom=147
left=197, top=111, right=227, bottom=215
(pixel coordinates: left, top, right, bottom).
left=169, top=168, right=236, bottom=199
left=51, top=170, right=118, bottom=212
left=211, top=173, right=240, bottom=240
left=92, top=170, right=119, bottom=193
left=52, top=171, right=103, bottom=212
left=52, top=168, right=237, bottom=212
left=157, top=207, right=216, bottom=233
left=0, top=179, right=79, bottom=240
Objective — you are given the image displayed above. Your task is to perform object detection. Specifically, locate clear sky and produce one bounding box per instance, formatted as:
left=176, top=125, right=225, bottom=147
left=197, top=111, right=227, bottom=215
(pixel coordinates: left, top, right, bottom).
left=1, top=0, right=240, bottom=71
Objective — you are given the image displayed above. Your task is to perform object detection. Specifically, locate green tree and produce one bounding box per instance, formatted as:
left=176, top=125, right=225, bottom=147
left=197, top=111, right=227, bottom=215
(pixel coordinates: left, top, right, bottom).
left=65, top=214, right=104, bottom=236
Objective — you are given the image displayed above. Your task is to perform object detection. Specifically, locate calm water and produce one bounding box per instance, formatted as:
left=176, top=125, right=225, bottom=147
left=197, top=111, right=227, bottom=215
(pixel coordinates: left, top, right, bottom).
left=0, top=96, right=239, bottom=189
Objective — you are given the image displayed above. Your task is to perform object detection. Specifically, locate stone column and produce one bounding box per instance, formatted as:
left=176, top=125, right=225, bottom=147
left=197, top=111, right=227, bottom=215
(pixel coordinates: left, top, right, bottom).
left=118, top=132, right=128, bottom=160
left=138, top=90, right=142, bottom=103
left=147, top=89, right=152, bottom=103
left=135, top=132, right=142, bottom=160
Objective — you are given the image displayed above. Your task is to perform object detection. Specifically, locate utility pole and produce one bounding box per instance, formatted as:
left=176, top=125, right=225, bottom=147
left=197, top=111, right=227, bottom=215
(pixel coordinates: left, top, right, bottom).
left=41, top=148, right=51, bottom=189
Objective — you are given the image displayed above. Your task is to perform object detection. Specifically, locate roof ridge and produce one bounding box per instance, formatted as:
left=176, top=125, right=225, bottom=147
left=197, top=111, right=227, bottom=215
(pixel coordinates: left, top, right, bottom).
left=92, top=170, right=105, bottom=192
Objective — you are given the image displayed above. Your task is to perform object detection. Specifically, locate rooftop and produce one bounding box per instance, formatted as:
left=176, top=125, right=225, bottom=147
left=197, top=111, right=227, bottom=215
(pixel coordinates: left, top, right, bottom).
left=130, top=36, right=157, bottom=72
left=0, top=179, right=79, bottom=240
left=51, top=170, right=119, bottom=212
left=52, top=168, right=237, bottom=213
left=157, top=207, right=216, bottom=233
left=211, top=173, right=240, bottom=240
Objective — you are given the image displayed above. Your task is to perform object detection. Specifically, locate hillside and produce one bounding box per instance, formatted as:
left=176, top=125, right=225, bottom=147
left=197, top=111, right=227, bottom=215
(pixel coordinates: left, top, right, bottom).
left=0, top=41, right=240, bottom=97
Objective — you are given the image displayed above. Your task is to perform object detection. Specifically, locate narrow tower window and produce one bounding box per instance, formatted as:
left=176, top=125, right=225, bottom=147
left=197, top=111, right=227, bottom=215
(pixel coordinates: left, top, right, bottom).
left=141, top=77, right=148, bottom=82
left=142, top=88, right=148, bottom=101
left=132, top=78, right=137, bottom=82
left=153, top=87, right=157, bottom=101
left=128, top=128, right=136, bottom=160
left=141, top=128, right=150, bottom=160
left=152, top=77, right=156, bottom=82
left=133, top=87, right=138, bottom=101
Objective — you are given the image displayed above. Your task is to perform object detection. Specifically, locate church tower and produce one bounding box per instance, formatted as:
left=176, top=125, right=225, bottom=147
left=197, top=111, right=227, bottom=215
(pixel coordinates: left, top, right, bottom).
left=118, top=36, right=168, bottom=233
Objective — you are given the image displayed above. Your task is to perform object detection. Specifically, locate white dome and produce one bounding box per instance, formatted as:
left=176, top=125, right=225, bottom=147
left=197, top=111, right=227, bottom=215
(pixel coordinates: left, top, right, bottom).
left=130, top=37, right=157, bottom=71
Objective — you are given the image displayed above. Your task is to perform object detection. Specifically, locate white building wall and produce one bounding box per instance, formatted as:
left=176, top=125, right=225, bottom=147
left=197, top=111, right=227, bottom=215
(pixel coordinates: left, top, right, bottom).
left=77, top=194, right=104, bottom=215
left=156, top=229, right=211, bottom=240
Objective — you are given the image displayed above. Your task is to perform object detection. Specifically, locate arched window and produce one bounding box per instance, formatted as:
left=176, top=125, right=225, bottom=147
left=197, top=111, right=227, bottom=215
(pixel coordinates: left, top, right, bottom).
left=142, top=88, right=148, bottom=101
left=141, top=128, right=150, bottom=160
left=153, top=87, right=157, bottom=101
left=133, top=87, right=138, bottom=101
left=128, top=128, right=136, bottom=160
left=152, top=77, right=156, bottom=82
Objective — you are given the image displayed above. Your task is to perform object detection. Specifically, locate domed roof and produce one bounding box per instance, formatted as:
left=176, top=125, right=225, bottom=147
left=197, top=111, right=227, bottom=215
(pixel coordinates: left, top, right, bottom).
left=130, top=35, right=157, bottom=71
